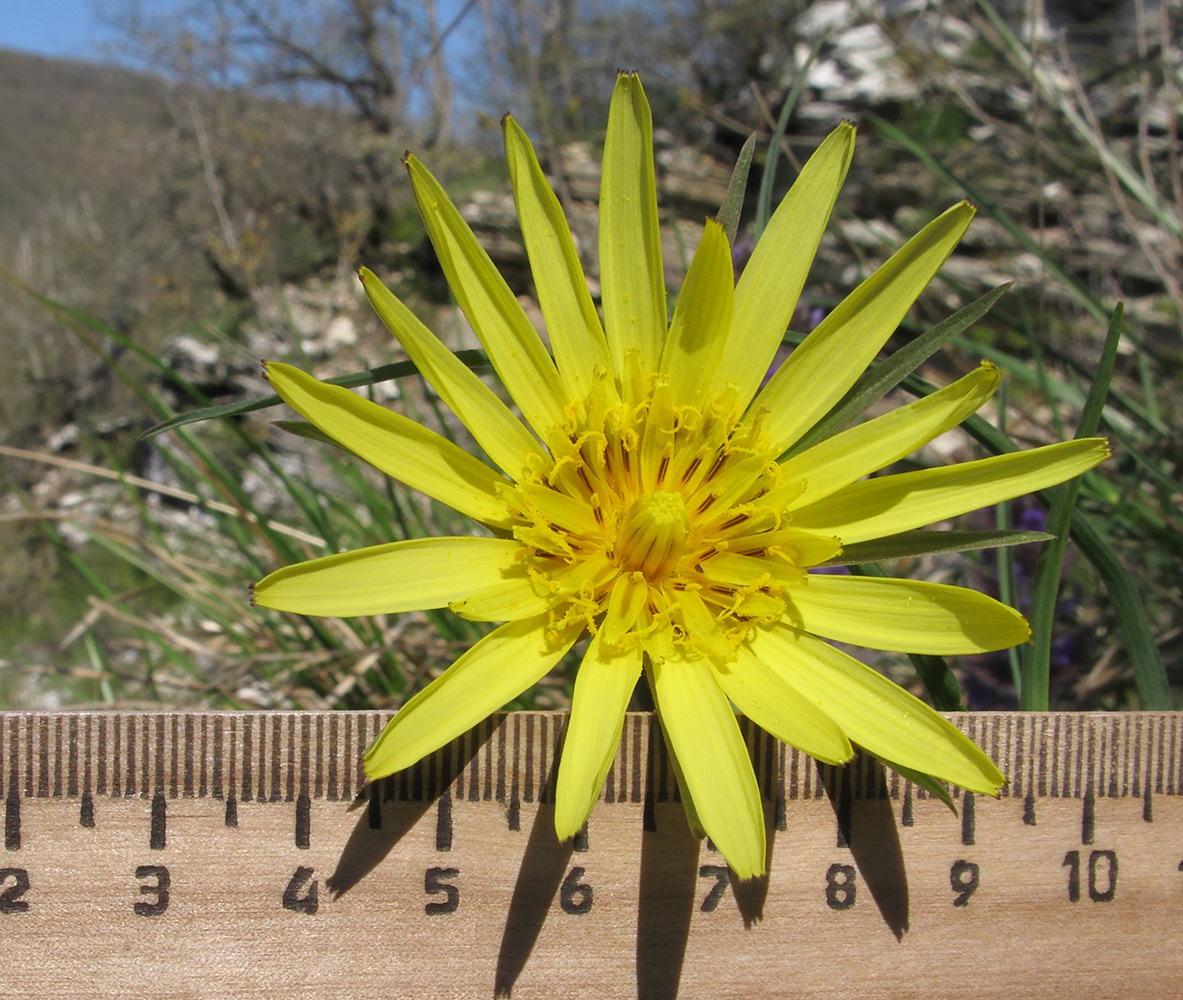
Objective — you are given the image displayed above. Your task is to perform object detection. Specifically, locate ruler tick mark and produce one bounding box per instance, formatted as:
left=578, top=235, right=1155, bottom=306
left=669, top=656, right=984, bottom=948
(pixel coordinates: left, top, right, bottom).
left=835, top=770, right=852, bottom=849
left=436, top=790, right=453, bottom=851
left=573, top=823, right=588, bottom=853
left=224, top=796, right=238, bottom=828
left=295, top=792, right=311, bottom=849
left=150, top=791, right=166, bottom=850
left=1143, top=786, right=1153, bottom=823
left=5, top=793, right=19, bottom=851
left=1082, top=786, right=1096, bottom=845
left=961, top=792, right=976, bottom=846
left=1023, top=789, right=1036, bottom=826
left=80, top=791, right=95, bottom=828
left=901, top=784, right=913, bottom=827
left=507, top=794, right=520, bottom=832
left=368, top=785, right=382, bottom=829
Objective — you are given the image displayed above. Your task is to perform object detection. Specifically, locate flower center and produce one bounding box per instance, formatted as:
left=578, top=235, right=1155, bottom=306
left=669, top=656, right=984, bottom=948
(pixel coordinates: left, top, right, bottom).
left=616, top=491, right=689, bottom=580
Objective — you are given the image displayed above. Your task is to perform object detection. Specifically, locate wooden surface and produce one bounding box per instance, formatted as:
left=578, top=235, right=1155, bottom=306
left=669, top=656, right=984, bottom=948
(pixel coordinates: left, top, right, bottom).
left=1, top=711, right=1181, bottom=998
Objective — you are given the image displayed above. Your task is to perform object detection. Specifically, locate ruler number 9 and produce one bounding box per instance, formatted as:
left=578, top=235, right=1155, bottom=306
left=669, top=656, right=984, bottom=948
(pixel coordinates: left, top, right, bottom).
left=950, top=860, right=979, bottom=907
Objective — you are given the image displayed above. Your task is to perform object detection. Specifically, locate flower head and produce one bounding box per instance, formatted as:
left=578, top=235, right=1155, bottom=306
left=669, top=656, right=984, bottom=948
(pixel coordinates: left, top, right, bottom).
left=254, top=73, right=1108, bottom=878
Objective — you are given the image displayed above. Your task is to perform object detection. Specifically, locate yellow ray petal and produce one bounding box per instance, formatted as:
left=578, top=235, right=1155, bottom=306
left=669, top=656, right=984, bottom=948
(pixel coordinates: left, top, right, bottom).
left=554, top=631, right=643, bottom=839
left=253, top=537, right=522, bottom=617
left=502, top=114, right=610, bottom=403
left=790, top=438, right=1110, bottom=543
left=406, top=155, right=567, bottom=435
left=754, top=201, right=976, bottom=454
left=788, top=575, right=1030, bottom=653
left=748, top=624, right=1004, bottom=793
left=774, top=362, right=1001, bottom=510
left=599, top=572, right=650, bottom=647
left=648, top=645, right=766, bottom=879
left=661, top=218, right=733, bottom=407
left=364, top=616, right=580, bottom=780
left=723, top=122, right=855, bottom=408
left=600, top=72, right=666, bottom=385
left=265, top=362, right=512, bottom=527
left=360, top=268, right=544, bottom=480
left=717, top=648, right=854, bottom=765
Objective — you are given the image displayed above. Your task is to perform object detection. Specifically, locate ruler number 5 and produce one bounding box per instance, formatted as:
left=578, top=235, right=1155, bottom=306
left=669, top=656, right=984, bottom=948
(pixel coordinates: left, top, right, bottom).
left=425, top=867, right=459, bottom=915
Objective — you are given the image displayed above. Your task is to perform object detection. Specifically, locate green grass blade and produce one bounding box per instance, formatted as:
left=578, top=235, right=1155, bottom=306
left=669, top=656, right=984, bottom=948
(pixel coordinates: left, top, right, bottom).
left=755, top=33, right=827, bottom=239
left=1020, top=305, right=1123, bottom=708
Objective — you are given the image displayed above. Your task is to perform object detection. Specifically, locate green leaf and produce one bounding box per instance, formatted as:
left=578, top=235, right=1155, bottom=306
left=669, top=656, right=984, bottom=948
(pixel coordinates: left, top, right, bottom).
left=879, top=756, right=956, bottom=812
left=824, top=529, right=1053, bottom=566
left=952, top=376, right=1173, bottom=711
left=788, top=282, right=1011, bottom=457
left=1021, top=305, right=1120, bottom=710
left=717, top=133, right=757, bottom=247
left=139, top=350, right=492, bottom=440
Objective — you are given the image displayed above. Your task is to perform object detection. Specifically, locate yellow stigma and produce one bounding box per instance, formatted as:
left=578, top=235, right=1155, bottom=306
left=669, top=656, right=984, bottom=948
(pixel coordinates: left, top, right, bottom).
left=616, top=491, right=689, bottom=580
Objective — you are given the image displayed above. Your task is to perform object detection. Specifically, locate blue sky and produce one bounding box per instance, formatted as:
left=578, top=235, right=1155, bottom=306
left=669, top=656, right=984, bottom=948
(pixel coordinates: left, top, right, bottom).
left=1, top=2, right=113, bottom=60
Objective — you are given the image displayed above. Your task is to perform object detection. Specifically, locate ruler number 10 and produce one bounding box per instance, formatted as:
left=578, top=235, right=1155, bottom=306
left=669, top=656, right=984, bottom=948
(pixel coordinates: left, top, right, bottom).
left=1063, top=850, right=1117, bottom=902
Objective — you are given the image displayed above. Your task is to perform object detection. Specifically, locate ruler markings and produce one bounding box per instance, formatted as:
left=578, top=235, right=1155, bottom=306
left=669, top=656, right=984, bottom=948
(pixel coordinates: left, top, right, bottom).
left=5, top=789, right=18, bottom=850
left=631, top=713, right=642, bottom=804
left=509, top=716, right=521, bottom=830
left=1128, top=713, right=1138, bottom=798
left=1023, top=787, right=1035, bottom=825
left=524, top=714, right=535, bottom=805
left=211, top=716, right=222, bottom=801
left=1012, top=715, right=1025, bottom=799
left=150, top=791, right=166, bottom=850
left=79, top=715, right=89, bottom=800
left=2, top=712, right=1181, bottom=808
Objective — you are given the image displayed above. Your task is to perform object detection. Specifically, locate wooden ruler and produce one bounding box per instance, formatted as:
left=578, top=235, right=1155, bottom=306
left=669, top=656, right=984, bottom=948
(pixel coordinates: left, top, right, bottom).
left=2, top=710, right=1181, bottom=999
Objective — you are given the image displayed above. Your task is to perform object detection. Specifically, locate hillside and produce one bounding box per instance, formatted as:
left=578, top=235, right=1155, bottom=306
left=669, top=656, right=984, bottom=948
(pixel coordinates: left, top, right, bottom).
left=0, top=49, right=170, bottom=231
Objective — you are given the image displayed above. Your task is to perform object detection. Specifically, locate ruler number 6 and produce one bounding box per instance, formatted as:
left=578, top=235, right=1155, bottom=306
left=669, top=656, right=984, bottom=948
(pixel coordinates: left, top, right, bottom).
left=560, top=866, right=593, bottom=914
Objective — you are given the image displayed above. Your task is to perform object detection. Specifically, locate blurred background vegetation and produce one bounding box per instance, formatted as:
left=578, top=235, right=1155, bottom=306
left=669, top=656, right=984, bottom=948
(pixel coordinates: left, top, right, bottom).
left=1, top=0, right=1179, bottom=714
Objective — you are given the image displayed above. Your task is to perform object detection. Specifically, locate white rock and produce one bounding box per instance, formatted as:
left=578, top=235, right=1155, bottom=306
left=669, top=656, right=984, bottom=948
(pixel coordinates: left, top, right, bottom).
left=325, top=315, right=358, bottom=349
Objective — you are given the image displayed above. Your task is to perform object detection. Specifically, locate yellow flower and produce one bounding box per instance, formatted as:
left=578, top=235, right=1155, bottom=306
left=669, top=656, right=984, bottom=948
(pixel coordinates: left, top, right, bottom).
left=253, top=72, right=1108, bottom=879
